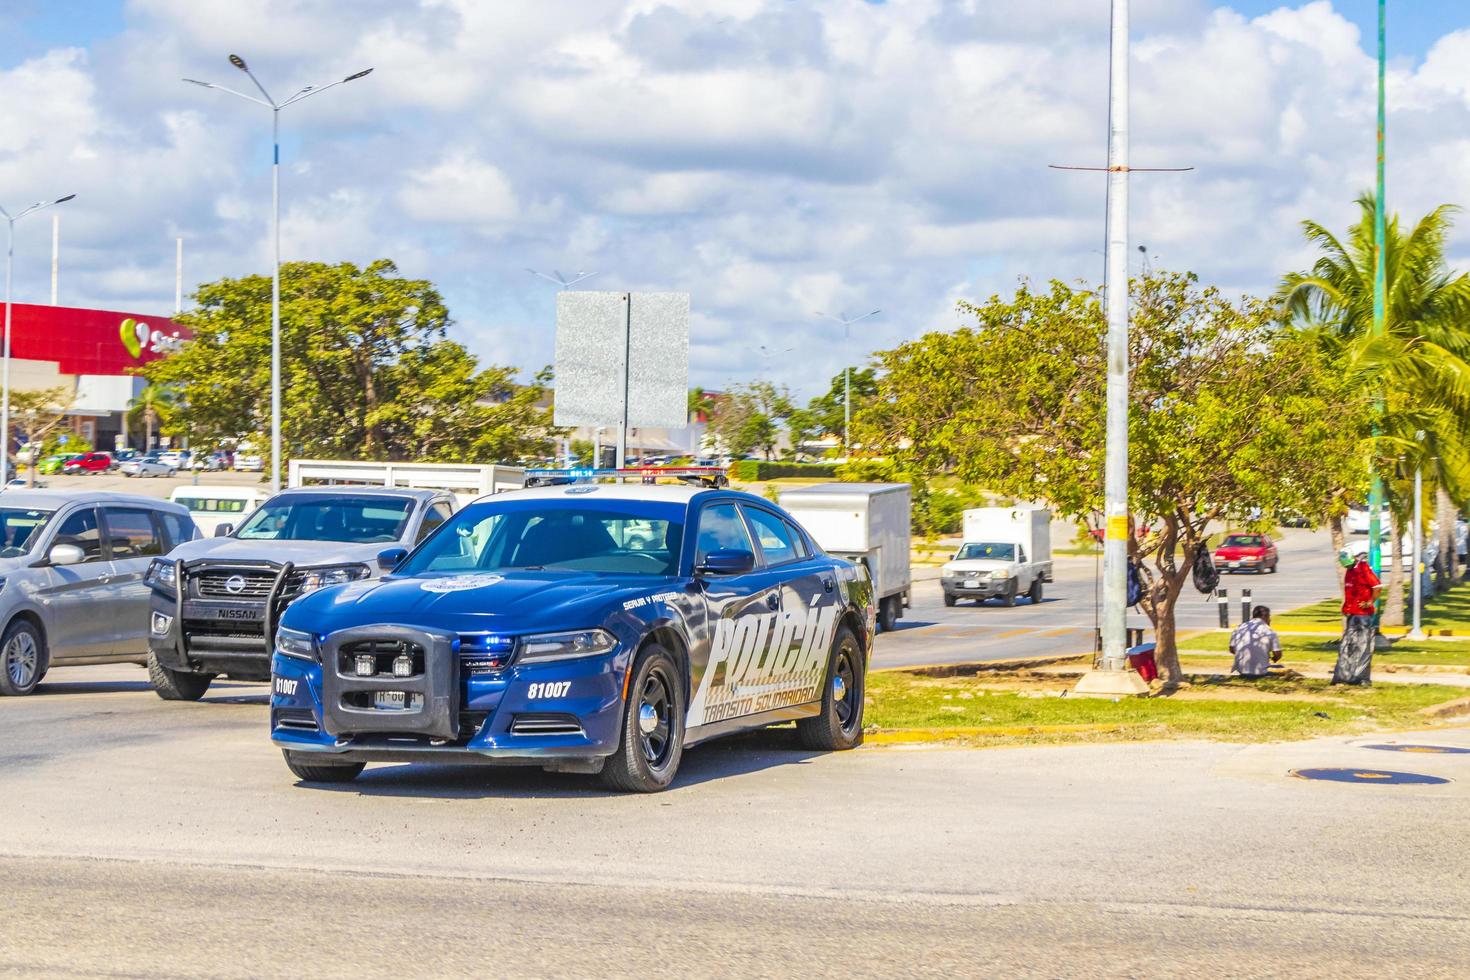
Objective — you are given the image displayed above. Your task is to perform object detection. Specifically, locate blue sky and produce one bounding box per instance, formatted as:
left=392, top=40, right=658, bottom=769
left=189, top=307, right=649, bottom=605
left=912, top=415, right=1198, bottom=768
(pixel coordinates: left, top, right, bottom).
left=4, top=1, right=1470, bottom=397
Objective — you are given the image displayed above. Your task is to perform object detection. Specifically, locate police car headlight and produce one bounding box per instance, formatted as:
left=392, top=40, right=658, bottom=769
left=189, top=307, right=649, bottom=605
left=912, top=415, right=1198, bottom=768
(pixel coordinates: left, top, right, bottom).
left=146, top=560, right=177, bottom=589
left=275, top=627, right=318, bottom=662
left=517, top=629, right=617, bottom=664
left=297, top=564, right=371, bottom=593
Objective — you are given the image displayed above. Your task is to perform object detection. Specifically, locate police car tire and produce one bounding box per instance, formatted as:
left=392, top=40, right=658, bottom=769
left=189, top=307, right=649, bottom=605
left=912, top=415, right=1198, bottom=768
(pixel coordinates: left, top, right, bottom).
left=797, top=623, right=865, bottom=752
left=600, top=643, right=685, bottom=793
left=148, top=651, right=213, bottom=701
left=0, top=619, right=47, bottom=696
left=283, top=750, right=365, bottom=783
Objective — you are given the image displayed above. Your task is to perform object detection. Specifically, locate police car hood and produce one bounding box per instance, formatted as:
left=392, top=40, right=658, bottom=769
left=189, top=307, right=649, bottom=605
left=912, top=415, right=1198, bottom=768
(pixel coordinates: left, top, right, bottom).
left=168, top=536, right=386, bottom=568
left=281, top=570, right=677, bottom=635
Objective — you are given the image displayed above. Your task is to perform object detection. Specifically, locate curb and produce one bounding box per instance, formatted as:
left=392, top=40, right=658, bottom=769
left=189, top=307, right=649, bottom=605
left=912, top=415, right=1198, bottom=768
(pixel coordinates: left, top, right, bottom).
left=874, top=653, right=1089, bottom=677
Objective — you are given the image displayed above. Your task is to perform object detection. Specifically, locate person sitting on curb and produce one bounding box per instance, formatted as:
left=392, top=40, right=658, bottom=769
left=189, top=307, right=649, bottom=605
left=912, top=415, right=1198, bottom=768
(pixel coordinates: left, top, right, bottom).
left=1333, top=548, right=1384, bottom=687
left=1229, top=605, right=1282, bottom=679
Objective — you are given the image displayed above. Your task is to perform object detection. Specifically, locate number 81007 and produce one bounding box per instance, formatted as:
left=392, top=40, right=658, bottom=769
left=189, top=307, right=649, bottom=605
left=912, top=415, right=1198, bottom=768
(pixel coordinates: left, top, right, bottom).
left=526, top=681, right=571, bottom=699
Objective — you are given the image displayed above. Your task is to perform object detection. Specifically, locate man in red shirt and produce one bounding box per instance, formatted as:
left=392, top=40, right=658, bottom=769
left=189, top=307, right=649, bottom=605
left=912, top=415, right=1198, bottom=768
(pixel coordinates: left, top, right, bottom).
left=1334, top=549, right=1383, bottom=685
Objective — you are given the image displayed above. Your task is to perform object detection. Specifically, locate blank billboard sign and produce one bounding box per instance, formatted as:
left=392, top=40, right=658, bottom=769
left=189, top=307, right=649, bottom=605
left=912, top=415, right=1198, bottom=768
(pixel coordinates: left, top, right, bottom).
left=554, top=291, right=689, bottom=430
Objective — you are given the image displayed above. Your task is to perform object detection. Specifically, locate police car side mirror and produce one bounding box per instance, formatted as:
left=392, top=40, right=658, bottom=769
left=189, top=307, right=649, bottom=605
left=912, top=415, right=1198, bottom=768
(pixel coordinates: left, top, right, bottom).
left=377, top=547, right=408, bottom=571
left=214, top=523, right=234, bottom=537
left=696, top=549, right=755, bottom=576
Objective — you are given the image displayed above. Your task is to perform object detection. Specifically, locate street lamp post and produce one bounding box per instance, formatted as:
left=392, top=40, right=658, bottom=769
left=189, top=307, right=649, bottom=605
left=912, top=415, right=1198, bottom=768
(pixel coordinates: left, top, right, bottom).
left=814, top=309, right=881, bottom=457
left=184, top=55, right=372, bottom=492
left=527, top=269, right=599, bottom=289
left=2, top=194, right=76, bottom=486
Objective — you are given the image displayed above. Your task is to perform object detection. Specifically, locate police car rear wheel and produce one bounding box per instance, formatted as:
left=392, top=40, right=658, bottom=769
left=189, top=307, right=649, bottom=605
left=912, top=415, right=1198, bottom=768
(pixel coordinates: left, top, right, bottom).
left=600, top=644, right=684, bottom=793
left=797, top=624, right=864, bottom=751
left=282, top=750, right=365, bottom=783
left=147, top=651, right=213, bottom=701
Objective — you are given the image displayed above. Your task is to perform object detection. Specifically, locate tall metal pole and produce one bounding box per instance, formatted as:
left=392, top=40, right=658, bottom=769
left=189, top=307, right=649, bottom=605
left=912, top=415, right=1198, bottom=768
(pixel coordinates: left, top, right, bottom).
left=1410, top=463, right=1424, bottom=639
left=617, top=292, right=630, bottom=470
left=843, top=340, right=851, bottom=455
left=1099, top=0, right=1132, bottom=672
left=2, top=219, right=13, bottom=484
left=1367, top=0, right=1387, bottom=576
left=50, top=214, right=59, bottom=305
left=175, top=236, right=184, bottom=314
left=270, top=107, right=282, bottom=493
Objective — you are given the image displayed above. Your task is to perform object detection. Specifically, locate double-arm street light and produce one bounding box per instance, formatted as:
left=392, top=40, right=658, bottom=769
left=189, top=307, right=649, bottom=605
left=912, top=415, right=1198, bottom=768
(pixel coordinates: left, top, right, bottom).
left=814, top=309, right=880, bottom=456
left=526, top=269, right=599, bottom=289
left=2, top=194, right=76, bottom=484
left=184, top=55, right=372, bottom=491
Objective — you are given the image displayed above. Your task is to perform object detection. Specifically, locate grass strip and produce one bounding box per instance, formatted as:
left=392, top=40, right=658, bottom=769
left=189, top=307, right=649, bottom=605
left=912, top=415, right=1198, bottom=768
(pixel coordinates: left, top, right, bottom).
left=1177, top=633, right=1470, bottom=667
left=866, top=669, right=1469, bottom=747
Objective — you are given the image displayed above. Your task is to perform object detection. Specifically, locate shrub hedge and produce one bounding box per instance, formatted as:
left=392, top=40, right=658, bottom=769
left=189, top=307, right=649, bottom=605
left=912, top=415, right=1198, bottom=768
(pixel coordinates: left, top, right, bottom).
left=728, top=460, right=840, bottom=481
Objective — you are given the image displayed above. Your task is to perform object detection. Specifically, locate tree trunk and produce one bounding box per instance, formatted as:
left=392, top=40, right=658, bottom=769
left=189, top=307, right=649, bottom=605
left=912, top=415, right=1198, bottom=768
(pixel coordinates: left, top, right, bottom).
left=1383, top=528, right=1405, bottom=627
left=1154, top=597, right=1180, bottom=688
left=145, top=411, right=154, bottom=452
left=1438, top=487, right=1458, bottom=585
left=1328, top=513, right=1347, bottom=589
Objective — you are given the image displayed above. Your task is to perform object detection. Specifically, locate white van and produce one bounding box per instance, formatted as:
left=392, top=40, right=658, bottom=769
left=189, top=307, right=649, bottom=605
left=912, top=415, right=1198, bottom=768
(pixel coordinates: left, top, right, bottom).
left=168, top=485, right=270, bottom=537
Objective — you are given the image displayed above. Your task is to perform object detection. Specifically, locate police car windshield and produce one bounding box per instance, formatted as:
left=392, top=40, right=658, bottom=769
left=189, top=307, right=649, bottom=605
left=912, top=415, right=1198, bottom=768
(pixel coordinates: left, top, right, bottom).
left=956, top=542, right=1015, bottom=561
left=0, top=507, right=55, bottom=557
left=234, top=495, right=413, bottom=543
left=399, top=501, right=684, bottom=577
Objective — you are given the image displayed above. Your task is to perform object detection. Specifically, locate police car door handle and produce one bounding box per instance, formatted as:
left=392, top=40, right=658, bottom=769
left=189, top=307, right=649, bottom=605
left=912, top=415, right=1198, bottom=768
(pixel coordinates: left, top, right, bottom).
left=822, top=578, right=834, bottom=593
left=765, top=592, right=780, bottom=610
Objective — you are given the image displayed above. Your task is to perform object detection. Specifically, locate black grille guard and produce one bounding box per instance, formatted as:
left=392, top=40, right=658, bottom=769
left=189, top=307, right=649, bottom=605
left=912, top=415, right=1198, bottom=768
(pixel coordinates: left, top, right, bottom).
left=168, top=558, right=296, bottom=661
left=320, top=625, right=460, bottom=740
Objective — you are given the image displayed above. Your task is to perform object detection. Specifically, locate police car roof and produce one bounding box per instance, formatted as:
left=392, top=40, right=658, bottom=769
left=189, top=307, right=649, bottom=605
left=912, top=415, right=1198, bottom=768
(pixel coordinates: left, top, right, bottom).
left=492, top=483, right=743, bottom=505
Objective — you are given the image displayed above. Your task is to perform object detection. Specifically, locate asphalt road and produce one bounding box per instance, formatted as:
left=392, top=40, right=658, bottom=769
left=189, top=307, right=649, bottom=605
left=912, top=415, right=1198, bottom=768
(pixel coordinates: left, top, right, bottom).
left=3, top=669, right=1468, bottom=977
left=874, top=527, right=1343, bottom=669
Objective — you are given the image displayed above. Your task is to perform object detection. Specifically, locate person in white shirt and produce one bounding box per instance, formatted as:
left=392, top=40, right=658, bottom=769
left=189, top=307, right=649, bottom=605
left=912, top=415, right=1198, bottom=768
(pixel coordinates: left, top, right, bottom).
left=1229, top=605, right=1282, bottom=679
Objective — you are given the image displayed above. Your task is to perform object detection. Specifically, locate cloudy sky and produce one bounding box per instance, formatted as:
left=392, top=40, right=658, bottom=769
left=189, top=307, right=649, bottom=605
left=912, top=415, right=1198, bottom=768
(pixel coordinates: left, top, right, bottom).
left=3, top=0, right=1469, bottom=398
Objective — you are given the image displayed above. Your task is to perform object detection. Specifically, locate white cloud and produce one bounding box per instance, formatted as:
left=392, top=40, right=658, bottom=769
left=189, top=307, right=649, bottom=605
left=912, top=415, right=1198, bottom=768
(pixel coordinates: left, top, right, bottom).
left=4, top=0, right=1469, bottom=399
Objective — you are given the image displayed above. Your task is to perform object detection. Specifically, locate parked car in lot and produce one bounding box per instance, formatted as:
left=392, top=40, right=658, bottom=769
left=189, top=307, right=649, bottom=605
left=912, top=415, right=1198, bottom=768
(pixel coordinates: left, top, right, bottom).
left=190, top=451, right=230, bottom=472
left=146, top=486, right=458, bottom=701
left=168, top=485, right=270, bottom=537
left=61, top=451, right=113, bottom=475
left=0, top=490, right=198, bottom=696
left=234, top=454, right=264, bottom=472
left=268, top=483, right=874, bottom=791
left=1213, top=533, right=1279, bottom=574
left=36, top=454, right=81, bottom=476
left=120, top=456, right=177, bottom=478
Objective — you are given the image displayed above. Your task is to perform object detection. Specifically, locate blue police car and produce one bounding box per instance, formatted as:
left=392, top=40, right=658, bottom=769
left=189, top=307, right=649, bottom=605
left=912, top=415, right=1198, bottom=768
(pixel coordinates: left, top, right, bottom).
left=270, top=483, right=875, bottom=792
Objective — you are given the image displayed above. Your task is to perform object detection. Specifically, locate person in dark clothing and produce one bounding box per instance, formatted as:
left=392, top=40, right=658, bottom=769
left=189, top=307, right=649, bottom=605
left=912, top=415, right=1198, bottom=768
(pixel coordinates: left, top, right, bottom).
left=1333, top=549, right=1383, bottom=686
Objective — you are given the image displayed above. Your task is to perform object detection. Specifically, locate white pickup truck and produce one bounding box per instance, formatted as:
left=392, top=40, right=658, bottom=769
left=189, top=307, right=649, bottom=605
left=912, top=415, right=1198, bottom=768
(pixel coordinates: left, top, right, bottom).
left=941, top=507, right=1053, bottom=607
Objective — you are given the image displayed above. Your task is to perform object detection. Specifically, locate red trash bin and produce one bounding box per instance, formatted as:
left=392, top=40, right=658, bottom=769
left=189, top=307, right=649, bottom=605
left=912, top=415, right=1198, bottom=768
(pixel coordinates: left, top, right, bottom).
left=1127, top=644, right=1158, bottom=682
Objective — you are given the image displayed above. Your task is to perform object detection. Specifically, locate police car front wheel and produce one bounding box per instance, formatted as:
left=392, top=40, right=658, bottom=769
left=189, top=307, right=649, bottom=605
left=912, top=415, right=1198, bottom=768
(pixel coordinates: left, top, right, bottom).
left=601, top=643, right=685, bottom=793
left=283, top=750, right=365, bottom=784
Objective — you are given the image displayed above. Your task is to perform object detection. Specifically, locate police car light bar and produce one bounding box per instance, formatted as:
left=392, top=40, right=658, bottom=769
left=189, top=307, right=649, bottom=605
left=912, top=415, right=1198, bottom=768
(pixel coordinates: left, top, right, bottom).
left=524, top=466, right=729, bottom=488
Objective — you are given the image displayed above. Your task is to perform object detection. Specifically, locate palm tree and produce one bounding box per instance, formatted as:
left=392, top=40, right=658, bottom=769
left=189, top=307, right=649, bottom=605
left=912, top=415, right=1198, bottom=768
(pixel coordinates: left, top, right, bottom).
left=1282, top=194, right=1470, bottom=624
left=127, top=384, right=177, bottom=452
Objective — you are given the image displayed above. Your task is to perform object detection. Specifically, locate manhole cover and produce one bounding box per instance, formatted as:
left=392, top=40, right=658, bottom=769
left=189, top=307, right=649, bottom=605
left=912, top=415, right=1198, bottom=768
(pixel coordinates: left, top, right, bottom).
left=1290, top=768, right=1451, bottom=785
left=1361, top=744, right=1470, bottom=755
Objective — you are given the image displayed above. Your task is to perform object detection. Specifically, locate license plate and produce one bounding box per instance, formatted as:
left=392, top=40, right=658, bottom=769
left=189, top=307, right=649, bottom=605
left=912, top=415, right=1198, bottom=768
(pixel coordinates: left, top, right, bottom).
left=964, top=579, right=980, bottom=589
left=1229, top=562, right=1240, bottom=569
left=374, top=691, right=408, bottom=710
left=215, top=607, right=260, bottom=621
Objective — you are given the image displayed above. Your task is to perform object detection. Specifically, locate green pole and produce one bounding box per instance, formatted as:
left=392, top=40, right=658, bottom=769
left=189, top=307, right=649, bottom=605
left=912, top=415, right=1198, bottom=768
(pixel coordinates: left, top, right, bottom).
left=1368, top=0, right=1387, bottom=577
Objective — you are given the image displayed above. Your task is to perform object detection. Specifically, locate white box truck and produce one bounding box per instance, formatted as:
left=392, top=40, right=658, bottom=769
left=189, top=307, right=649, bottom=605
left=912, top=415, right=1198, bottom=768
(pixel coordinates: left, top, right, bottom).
left=942, top=507, right=1054, bottom=607
left=779, top=483, right=911, bottom=632
left=287, top=459, right=525, bottom=507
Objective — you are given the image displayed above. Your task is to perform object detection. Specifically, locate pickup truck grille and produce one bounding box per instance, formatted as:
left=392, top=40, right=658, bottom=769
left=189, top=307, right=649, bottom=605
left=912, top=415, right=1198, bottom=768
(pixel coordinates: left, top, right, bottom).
left=195, top=570, right=278, bottom=599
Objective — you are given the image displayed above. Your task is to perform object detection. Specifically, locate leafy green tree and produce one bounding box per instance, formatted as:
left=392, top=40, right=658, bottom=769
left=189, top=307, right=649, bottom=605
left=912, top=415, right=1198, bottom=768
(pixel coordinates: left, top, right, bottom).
left=707, top=381, right=794, bottom=459
left=861, top=272, right=1362, bottom=685
left=807, top=367, right=877, bottom=442
left=11, top=387, right=75, bottom=486
left=1281, top=195, right=1470, bottom=622
left=570, top=439, right=595, bottom=466
left=126, top=383, right=178, bottom=451
left=141, top=259, right=556, bottom=464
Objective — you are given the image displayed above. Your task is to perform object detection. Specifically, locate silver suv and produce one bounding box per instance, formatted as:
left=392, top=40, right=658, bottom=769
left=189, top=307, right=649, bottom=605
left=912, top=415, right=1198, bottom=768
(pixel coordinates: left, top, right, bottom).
left=0, top=489, right=197, bottom=696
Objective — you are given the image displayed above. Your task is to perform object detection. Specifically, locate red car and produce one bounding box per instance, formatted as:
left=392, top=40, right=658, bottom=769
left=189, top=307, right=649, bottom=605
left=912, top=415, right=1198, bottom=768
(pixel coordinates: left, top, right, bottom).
left=61, top=451, right=113, bottom=475
left=1213, top=533, right=1279, bottom=574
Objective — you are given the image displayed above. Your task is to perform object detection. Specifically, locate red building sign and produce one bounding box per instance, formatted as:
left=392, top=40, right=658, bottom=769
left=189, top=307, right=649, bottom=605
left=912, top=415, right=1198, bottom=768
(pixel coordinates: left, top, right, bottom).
left=7, top=302, right=190, bottom=376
